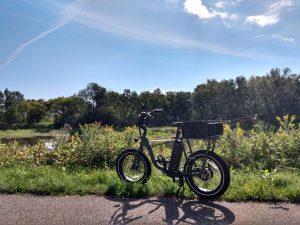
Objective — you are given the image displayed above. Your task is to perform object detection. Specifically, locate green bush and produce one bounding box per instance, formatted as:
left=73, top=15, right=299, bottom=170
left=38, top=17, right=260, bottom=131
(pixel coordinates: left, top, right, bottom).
left=0, top=123, right=136, bottom=168
left=0, top=115, right=299, bottom=171
left=47, top=123, right=136, bottom=168
left=0, top=141, right=47, bottom=166
left=217, top=115, right=300, bottom=170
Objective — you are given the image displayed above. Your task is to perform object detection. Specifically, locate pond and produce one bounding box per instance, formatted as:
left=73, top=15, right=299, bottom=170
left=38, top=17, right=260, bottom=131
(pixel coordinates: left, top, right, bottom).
left=0, top=136, right=55, bottom=151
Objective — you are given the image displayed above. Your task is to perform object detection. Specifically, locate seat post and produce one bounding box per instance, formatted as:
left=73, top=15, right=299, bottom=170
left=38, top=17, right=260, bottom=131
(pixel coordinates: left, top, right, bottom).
left=175, top=126, right=181, bottom=139
left=186, top=139, right=192, bottom=154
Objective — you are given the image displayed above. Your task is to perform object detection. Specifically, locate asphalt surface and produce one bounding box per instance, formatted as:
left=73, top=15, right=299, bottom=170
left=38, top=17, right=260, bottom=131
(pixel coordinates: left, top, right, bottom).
left=0, top=195, right=299, bottom=225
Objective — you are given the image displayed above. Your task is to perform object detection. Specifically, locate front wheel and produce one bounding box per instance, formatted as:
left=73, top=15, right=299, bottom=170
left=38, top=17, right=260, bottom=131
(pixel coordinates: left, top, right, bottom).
left=116, top=149, right=151, bottom=183
left=185, top=150, right=230, bottom=199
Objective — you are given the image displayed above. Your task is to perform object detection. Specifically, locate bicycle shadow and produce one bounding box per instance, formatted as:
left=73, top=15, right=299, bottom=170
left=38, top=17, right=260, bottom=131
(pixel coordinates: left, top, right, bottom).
left=106, top=196, right=235, bottom=225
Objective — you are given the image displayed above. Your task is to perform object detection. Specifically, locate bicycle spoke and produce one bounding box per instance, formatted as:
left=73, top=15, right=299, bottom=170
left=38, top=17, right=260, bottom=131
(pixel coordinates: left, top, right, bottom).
left=191, top=158, right=222, bottom=192
left=121, top=154, right=146, bottom=182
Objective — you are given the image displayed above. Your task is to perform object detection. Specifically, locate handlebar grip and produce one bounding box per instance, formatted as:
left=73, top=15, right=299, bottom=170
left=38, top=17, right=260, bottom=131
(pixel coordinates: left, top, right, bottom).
left=153, top=109, right=164, bottom=113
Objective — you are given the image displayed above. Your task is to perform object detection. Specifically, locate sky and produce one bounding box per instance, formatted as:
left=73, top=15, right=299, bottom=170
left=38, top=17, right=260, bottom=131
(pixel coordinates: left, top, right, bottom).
left=0, top=0, right=299, bottom=99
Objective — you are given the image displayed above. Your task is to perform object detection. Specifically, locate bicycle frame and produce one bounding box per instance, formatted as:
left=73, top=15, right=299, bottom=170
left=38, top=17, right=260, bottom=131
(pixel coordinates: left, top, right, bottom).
left=136, top=125, right=218, bottom=177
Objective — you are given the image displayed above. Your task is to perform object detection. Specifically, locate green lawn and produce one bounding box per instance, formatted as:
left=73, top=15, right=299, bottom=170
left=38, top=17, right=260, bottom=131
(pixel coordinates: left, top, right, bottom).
left=0, top=126, right=173, bottom=140
left=0, top=165, right=299, bottom=202
left=0, top=128, right=52, bottom=139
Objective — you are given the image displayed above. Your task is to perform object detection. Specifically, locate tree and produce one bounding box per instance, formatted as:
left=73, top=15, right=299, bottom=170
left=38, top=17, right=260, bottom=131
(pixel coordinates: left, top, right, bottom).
left=192, top=80, right=221, bottom=120
left=0, top=91, right=4, bottom=127
left=246, top=68, right=300, bottom=124
left=166, top=91, right=191, bottom=122
left=118, top=89, right=138, bottom=126
left=25, top=100, right=47, bottom=125
left=78, top=83, right=107, bottom=112
left=1, top=67, right=299, bottom=129
left=139, top=89, right=169, bottom=126
left=48, top=96, right=89, bottom=127
left=78, top=83, right=109, bottom=123
left=2, top=89, right=25, bottom=127
left=235, top=76, right=254, bottom=116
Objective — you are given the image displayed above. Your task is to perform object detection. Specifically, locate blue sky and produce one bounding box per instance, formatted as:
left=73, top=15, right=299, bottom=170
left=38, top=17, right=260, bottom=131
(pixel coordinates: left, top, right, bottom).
left=0, top=0, right=299, bottom=99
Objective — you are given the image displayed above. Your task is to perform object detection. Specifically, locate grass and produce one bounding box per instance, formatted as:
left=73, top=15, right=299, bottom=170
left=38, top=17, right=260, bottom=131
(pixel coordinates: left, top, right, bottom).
left=148, top=127, right=176, bottom=140
left=0, top=128, right=53, bottom=139
left=0, top=165, right=299, bottom=202
left=0, top=125, right=173, bottom=140
left=225, top=169, right=300, bottom=202
left=0, top=120, right=54, bottom=140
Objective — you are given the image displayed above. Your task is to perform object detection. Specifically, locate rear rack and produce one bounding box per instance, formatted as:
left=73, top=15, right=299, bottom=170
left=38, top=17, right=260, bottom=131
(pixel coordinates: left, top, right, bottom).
left=178, top=120, right=224, bottom=139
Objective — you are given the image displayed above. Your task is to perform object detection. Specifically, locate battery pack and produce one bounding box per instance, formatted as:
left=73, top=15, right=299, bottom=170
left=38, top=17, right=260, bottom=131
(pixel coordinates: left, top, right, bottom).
left=169, top=141, right=183, bottom=170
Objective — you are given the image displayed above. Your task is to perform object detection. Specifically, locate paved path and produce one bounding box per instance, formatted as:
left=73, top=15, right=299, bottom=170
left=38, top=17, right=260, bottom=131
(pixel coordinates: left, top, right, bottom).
left=0, top=195, right=299, bottom=225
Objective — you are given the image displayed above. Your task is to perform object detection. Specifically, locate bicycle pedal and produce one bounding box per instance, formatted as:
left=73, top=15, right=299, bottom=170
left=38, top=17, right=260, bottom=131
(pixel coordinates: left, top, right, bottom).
left=173, top=176, right=183, bottom=182
left=157, top=155, right=165, bottom=163
left=173, top=177, right=180, bottom=181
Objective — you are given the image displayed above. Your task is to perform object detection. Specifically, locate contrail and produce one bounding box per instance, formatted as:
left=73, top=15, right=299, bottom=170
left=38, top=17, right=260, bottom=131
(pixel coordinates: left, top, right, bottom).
left=0, top=0, right=87, bottom=72
left=0, top=19, right=70, bottom=72
left=0, top=0, right=85, bottom=72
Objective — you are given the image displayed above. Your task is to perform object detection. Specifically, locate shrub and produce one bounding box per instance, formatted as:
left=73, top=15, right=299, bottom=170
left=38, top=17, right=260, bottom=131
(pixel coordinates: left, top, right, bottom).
left=0, top=115, right=299, bottom=171
left=217, top=115, right=300, bottom=170
left=48, top=123, right=136, bottom=168
left=0, top=141, right=47, bottom=166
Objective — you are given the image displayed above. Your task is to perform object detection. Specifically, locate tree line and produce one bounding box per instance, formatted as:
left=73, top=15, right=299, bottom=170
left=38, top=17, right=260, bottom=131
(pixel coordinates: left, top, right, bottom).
left=0, top=68, right=299, bottom=129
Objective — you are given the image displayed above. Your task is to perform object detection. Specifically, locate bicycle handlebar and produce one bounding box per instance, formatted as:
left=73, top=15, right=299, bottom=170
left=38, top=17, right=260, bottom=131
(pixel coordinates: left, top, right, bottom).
left=138, top=108, right=164, bottom=136
left=151, top=109, right=164, bottom=113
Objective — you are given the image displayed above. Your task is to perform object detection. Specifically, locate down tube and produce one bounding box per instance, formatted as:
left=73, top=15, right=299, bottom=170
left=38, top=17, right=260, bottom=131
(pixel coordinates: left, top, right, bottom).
left=140, top=136, right=164, bottom=170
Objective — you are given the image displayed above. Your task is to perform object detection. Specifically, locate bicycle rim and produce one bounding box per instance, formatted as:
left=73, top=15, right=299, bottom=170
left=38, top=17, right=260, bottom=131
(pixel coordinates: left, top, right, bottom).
left=120, top=153, right=147, bottom=182
left=187, top=155, right=224, bottom=194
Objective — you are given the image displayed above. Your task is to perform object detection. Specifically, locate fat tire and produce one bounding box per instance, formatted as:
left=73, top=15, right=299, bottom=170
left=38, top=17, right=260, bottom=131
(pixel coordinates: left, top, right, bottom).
left=116, top=149, right=151, bottom=183
left=185, top=150, right=230, bottom=199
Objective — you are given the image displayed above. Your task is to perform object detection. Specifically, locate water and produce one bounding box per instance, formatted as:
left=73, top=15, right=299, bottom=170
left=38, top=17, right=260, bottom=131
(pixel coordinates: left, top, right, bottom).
left=0, top=137, right=55, bottom=151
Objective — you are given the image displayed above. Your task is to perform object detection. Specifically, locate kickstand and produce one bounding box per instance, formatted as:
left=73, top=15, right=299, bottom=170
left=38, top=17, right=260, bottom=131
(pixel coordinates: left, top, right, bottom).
left=175, top=176, right=185, bottom=199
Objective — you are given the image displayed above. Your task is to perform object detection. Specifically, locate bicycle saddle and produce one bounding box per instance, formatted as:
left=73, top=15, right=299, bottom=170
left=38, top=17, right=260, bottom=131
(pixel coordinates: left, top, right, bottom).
left=171, top=122, right=183, bottom=127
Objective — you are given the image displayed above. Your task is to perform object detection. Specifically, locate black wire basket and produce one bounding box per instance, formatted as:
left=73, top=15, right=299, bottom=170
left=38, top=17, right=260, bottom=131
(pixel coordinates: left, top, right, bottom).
left=182, top=121, right=223, bottom=139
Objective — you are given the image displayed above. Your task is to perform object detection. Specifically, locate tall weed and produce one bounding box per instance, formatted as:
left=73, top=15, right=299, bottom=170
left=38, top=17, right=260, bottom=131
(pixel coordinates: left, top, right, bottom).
left=48, top=123, right=136, bottom=168
left=0, top=115, right=299, bottom=171
left=218, top=115, right=300, bottom=170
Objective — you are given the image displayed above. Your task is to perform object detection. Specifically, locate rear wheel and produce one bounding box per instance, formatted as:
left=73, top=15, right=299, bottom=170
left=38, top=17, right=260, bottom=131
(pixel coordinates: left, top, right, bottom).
left=116, top=149, right=151, bottom=183
left=185, top=150, right=230, bottom=199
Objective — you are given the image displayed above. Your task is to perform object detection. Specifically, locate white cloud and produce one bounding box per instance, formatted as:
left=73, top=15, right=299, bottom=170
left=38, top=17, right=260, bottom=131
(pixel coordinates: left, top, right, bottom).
left=256, top=33, right=295, bottom=43
left=0, top=0, right=250, bottom=72
left=246, top=15, right=279, bottom=27
left=56, top=0, right=253, bottom=58
left=272, top=34, right=295, bottom=42
left=2, top=0, right=290, bottom=71
left=246, top=0, right=293, bottom=27
left=215, top=0, right=227, bottom=9
left=267, top=0, right=293, bottom=14
left=184, top=0, right=237, bottom=20
left=231, top=0, right=243, bottom=6
left=184, top=0, right=213, bottom=19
